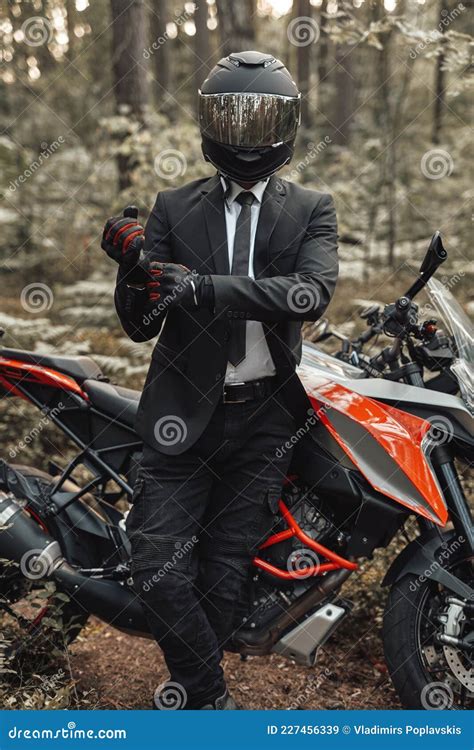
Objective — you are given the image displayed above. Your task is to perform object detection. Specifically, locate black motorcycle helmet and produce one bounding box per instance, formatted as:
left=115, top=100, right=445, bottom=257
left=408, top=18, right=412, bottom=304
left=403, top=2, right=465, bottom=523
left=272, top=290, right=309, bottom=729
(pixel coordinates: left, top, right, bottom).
left=198, top=50, right=301, bottom=183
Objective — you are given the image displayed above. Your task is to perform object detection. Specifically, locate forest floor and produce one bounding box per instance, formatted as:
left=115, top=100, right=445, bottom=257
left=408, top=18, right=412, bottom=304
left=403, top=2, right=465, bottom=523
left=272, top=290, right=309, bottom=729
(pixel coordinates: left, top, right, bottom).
left=68, top=612, right=399, bottom=711
left=66, top=542, right=401, bottom=711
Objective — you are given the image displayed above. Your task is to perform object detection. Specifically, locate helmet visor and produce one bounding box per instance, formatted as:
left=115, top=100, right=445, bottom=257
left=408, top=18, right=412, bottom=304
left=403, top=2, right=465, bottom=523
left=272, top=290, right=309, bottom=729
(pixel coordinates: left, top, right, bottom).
left=199, top=92, right=301, bottom=148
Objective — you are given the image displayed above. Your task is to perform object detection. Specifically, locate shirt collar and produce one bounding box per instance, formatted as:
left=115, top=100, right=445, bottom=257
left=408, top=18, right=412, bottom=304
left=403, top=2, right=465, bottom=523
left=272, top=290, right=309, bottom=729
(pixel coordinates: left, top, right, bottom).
left=220, top=176, right=269, bottom=207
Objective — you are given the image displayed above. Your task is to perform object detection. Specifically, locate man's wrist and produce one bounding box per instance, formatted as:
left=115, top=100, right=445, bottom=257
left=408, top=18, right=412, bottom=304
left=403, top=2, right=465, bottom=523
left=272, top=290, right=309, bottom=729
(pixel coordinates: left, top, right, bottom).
left=120, top=261, right=149, bottom=287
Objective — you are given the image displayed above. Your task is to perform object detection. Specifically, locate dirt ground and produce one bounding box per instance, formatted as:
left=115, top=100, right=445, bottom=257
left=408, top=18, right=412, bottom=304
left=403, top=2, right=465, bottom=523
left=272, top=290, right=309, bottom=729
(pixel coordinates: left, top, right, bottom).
left=68, top=616, right=399, bottom=711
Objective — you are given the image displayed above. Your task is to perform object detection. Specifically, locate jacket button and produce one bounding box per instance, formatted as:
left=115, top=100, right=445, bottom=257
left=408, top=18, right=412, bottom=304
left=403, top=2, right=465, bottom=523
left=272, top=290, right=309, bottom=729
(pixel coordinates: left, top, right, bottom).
left=227, top=311, right=233, bottom=318
left=233, top=311, right=239, bottom=318
left=215, top=373, right=222, bottom=381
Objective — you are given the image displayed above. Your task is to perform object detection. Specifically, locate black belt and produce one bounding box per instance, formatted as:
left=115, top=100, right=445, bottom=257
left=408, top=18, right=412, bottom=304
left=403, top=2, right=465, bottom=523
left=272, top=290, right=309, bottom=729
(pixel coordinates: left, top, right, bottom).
left=222, top=377, right=276, bottom=404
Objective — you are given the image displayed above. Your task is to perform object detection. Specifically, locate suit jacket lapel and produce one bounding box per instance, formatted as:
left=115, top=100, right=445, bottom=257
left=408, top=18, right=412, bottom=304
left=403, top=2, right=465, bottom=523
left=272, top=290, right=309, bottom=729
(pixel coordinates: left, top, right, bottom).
left=253, top=176, right=287, bottom=279
left=200, top=174, right=229, bottom=275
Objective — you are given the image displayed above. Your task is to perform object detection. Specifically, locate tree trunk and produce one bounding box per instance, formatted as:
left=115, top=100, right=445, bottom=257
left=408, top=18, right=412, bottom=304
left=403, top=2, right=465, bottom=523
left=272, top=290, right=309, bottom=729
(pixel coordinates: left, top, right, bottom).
left=294, top=0, right=312, bottom=129
left=317, top=0, right=329, bottom=84
left=378, top=31, right=396, bottom=267
left=215, top=0, right=255, bottom=57
left=148, top=0, right=171, bottom=107
left=432, top=0, right=449, bottom=144
left=65, top=0, right=76, bottom=60
left=110, top=0, right=149, bottom=190
left=194, top=1, right=211, bottom=98
left=332, top=44, right=355, bottom=146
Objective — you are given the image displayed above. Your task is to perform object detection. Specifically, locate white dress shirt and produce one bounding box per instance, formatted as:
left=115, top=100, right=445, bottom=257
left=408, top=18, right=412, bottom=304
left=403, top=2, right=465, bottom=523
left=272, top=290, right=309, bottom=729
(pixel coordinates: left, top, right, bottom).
left=221, top=177, right=276, bottom=384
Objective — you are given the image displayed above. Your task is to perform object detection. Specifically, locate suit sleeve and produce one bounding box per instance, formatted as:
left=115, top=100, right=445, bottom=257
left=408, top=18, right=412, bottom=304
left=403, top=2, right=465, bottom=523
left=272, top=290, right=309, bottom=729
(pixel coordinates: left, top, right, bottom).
left=114, top=193, right=173, bottom=342
left=211, top=193, right=338, bottom=323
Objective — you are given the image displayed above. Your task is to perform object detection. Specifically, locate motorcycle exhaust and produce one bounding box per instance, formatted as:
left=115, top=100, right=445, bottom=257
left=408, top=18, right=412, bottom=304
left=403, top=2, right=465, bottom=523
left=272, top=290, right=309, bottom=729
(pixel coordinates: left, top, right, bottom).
left=0, top=492, right=149, bottom=635
left=234, top=567, right=353, bottom=656
left=0, top=492, right=63, bottom=578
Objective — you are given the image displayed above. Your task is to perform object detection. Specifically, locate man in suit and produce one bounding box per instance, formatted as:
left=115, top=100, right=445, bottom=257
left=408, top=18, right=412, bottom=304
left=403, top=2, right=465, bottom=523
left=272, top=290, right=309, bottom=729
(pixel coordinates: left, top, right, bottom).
left=102, top=51, right=338, bottom=710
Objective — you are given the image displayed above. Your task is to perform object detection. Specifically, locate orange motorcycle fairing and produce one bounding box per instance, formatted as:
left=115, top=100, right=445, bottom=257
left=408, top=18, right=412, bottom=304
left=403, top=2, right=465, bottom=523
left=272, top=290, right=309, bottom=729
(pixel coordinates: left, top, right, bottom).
left=298, top=369, right=447, bottom=526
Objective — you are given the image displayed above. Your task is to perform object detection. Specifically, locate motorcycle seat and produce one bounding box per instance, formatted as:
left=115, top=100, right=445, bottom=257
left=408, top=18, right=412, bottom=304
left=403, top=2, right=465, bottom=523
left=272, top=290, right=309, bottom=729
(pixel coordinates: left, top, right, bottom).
left=83, top=379, right=140, bottom=428
left=0, top=348, right=103, bottom=383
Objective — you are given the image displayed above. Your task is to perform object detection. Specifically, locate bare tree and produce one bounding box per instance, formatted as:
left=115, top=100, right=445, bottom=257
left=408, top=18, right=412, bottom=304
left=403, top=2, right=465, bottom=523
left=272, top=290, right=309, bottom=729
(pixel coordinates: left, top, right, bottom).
left=432, top=0, right=450, bottom=144
left=194, top=1, right=211, bottom=97
left=293, top=0, right=312, bottom=129
left=332, top=43, right=355, bottom=146
left=65, top=0, right=76, bottom=60
left=148, top=0, right=172, bottom=107
left=215, top=0, right=256, bottom=56
left=317, top=0, right=329, bottom=85
left=110, top=0, right=149, bottom=117
left=110, top=0, right=149, bottom=189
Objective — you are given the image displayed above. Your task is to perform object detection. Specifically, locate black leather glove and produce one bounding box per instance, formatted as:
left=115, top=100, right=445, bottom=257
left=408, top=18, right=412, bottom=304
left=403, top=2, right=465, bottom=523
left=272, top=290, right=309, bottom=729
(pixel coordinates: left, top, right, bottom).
left=101, top=215, right=144, bottom=269
left=146, top=262, right=214, bottom=310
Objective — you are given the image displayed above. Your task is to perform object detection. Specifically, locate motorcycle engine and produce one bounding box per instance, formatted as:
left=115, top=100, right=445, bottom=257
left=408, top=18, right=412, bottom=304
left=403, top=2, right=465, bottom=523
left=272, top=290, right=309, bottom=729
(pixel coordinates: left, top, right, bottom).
left=235, top=484, right=341, bottom=634
left=259, top=483, right=338, bottom=575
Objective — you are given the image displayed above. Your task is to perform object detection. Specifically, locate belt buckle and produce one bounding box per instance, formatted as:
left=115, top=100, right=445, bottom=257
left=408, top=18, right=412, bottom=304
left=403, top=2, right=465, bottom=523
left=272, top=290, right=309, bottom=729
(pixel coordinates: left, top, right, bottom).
left=223, top=381, right=247, bottom=404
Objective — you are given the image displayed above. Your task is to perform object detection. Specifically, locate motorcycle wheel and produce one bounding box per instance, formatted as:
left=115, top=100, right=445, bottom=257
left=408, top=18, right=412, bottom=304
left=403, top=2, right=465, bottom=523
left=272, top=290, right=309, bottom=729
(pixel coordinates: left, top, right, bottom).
left=0, top=465, right=89, bottom=651
left=383, top=544, right=473, bottom=710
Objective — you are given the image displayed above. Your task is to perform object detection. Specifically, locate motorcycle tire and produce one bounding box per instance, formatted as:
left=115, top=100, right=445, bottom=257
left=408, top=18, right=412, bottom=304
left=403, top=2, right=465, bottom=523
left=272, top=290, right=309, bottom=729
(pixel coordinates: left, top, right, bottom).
left=383, top=544, right=473, bottom=710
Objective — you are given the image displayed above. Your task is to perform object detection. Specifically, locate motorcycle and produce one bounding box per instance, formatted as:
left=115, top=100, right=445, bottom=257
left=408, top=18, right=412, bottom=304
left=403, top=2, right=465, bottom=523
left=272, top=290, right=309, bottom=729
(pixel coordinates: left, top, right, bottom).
left=0, top=234, right=472, bottom=709
left=308, top=232, right=464, bottom=397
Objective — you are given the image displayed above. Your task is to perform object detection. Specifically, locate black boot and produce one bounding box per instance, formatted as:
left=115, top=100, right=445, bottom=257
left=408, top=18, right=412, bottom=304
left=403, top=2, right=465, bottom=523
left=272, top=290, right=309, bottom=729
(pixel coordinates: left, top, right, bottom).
left=199, top=689, right=241, bottom=710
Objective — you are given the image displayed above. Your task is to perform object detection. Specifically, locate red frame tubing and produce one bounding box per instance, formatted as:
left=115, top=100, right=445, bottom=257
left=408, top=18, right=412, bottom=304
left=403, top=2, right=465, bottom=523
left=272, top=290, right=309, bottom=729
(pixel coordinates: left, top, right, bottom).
left=253, top=499, right=358, bottom=581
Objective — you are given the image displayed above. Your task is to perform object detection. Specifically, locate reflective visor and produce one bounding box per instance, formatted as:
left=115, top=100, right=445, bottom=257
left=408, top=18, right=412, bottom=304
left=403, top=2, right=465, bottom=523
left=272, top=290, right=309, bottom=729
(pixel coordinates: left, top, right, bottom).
left=199, top=92, right=301, bottom=148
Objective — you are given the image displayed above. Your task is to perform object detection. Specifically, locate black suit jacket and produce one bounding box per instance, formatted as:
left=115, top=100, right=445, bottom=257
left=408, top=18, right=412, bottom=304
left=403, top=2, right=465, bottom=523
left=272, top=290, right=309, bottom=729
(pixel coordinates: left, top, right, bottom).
left=115, top=174, right=338, bottom=454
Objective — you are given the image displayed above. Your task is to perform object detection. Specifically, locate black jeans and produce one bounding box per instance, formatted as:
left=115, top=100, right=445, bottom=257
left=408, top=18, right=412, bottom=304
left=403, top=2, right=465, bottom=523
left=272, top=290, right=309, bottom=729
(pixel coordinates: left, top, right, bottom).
left=126, top=392, right=295, bottom=708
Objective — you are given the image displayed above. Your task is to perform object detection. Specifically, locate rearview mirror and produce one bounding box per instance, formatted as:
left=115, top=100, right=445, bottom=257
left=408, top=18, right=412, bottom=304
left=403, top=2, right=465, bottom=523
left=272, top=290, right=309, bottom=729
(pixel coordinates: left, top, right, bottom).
left=405, top=231, right=448, bottom=299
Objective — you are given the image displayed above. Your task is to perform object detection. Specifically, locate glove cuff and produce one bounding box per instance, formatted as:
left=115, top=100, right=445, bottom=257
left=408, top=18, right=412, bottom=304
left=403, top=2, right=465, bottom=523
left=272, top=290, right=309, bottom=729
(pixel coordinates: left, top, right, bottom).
left=120, top=262, right=149, bottom=286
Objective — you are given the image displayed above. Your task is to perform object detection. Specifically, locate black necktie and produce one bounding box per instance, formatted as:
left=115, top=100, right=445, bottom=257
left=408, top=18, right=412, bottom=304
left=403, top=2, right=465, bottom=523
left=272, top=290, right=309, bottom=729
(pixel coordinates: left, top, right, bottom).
left=228, top=191, right=255, bottom=367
